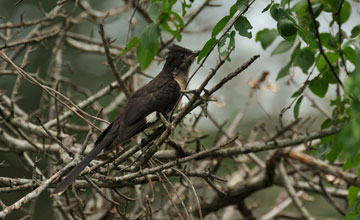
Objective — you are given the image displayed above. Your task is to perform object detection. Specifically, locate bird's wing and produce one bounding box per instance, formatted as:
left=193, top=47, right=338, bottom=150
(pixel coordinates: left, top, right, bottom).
left=122, top=78, right=181, bottom=126
left=94, top=77, right=181, bottom=147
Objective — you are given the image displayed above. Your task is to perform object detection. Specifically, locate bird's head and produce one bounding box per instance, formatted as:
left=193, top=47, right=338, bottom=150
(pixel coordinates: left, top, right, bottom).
left=163, top=44, right=199, bottom=89
left=164, top=44, right=199, bottom=73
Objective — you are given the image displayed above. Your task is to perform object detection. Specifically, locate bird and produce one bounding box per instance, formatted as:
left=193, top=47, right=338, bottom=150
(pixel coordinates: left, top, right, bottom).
left=53, top=44, right=199, bottom=195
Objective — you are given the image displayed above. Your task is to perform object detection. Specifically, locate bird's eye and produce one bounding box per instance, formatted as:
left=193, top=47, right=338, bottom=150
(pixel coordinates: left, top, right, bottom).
left=180, top=54, right=185, bottom=59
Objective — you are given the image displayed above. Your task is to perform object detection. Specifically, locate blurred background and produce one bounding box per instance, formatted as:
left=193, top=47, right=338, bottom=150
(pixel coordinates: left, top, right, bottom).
left=1, top=0, right=359, bottom=219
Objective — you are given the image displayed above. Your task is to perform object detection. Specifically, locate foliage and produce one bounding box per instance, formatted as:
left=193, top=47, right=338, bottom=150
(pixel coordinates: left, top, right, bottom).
left=126, top=0, right=360, bottom=217
left=253, top=0, right=360, bottom=218
left=121, top=0, right=360, bottom=216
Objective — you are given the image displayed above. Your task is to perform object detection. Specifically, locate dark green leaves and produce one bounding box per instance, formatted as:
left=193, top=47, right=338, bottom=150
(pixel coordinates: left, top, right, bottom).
left=149, top=2, right=162, bottom=22
left=154, top=1, right=184, bottom=41
left=136, top=24, right=160, bottom=70
left=348, top=186, right=360, bottom=208
left=344, top=46, right=357, bottom=65
left=234, top=16, right=252, bottom=38
left=236, top=0, right=250, bottom=12
left=271, top=40, right=293, bottom=55
left=326, top=123, right=359, bottom=164
left=309, top=76, right=328, bottom=98
left=122, top=37, right=139, bottom=55
left=212, top=16, right=231, bottom=37
left=275, top=42, right=299, bottom=80
left=197, top=37, right=217, bottom=63
left=321, top=0, right=342, bottom=13
left=256, top=29, right=277, bottom=50
left=351, top=25, right=360, bottom=38
left=294, top=48, right=315, bottom=73
left=333, top=1, right=351, bottom=24
left=270, top=4, right=287, bottom=21
left=218, top=31, right=235, bottom=60
left=277, top=19, right=297, bottom=39
left=262, top=2, right=273, bottom=13
left=316, top=52, right=339, bottom=73
left=257, top=0, right=360, bottom=217
left=124, top=0, right=187, bottom=68
left=319, top=33, right=337, bottom=50
left=293, top=96, right=303, bottom=120
left=297, top=27, right=317, bottom=48
left=276, top=63, right=291, bottom=80
left=159, top=11, right=184, bottom=41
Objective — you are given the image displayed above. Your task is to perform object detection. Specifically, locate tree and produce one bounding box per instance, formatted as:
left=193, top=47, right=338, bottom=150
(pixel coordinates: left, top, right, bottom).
left=0, top=0, right=359, bottom=219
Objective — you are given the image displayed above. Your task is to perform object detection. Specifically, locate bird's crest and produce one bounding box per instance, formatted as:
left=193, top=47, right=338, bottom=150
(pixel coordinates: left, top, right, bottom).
left=167, top=44, right=192, bottom=56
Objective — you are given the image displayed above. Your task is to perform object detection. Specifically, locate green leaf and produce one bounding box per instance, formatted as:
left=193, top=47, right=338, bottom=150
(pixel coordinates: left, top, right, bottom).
left=293, top=96, right=303, bottom=120
left=234, top=16, right=252, bottom=38
left=320, top=33, right=337, bottom=50
left=218, top=31, right=236, bottom=60
left=348, top=186, right=360, bottom=208
left=229, top=31, right=235, bottom=49
left=333, top=1, right=351, bottom=24
left=149, top=2, right=162, bottom=22
left=139, top=23, right=160, bottom=52
left=294, top=47, right=315, bottom=73
left=218, top=34, right=228, bottom=57
left=255, top=28, right=277, bottom=50
left=311, top=3, right=323, bottom=18
left=321, top=119, right=332, bottom=129
left=277, top=19, right=297, bottom=39
left=316, top=52, right=339, bottom=72
left=270, top=4, right=287, bottom=21
left=197, top=37, right=217, bottom=63
left=290, top=43, right=301, bottom=62
left=262, top=2, right=272, bottom=13
left=276, top=63, right=291, bottom=80
left=297, top=27, right=317, bottom=48
left=309, top=76, right=328, bottom=98
left=236, top=0, right=250, bottom=12
left=137, top=24, right=160, bottom=70
left=180, top=0, right=192, bottom=16
left=271, top=40, right=294, bottom=55
left=351, top=25, right=360, bottom=38
left=322, top=69, right=338, bottom=84
left=344, top=213, right=359, bottom=220
left=170, top=11, right=184, bottom=28
left=137, top=44, right=155, bottom=70
left=212, top=16, right=231, bottom=37
left=121, top=37, right=139, bottom=55
left=344, top=154, right=360, bottom=170
left=291, top=0, right=307, bottom=16
left=344, top=46, right=357, bottom=65
left=162, top=0, right=176, bottom=12
left=322, top=0, right=341, bottom=13
left=326, top=135, right=340, bottom=163
left=160, top=18, right=181, bottom=41
left=229, top=4, right=238, bottom=17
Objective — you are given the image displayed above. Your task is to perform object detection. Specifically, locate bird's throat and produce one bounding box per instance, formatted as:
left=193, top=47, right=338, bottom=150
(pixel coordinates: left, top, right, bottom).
left=173, top=70, right=189, bottom=90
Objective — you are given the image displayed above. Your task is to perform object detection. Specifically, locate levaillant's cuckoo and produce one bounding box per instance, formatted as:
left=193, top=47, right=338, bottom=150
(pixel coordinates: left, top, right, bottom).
left=53, top=45, right=199, bottom=194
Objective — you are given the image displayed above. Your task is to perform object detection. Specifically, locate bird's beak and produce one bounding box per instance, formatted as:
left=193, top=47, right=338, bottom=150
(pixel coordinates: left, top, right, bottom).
left=187, top=51, right=200, bottom=62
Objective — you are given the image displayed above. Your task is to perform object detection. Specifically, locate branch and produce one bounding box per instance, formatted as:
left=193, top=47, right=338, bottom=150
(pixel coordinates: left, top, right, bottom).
left=306, top=0, right=343, bottom=88
left=279, top=161, right=315, bottom=220
left=0, top=161, right=75, bottom=219
left=99, top=23, right=131, bottom=99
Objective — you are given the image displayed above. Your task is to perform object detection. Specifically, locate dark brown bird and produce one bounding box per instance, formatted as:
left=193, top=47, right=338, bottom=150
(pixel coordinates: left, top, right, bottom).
left=53, top=44, right=199, bottom=195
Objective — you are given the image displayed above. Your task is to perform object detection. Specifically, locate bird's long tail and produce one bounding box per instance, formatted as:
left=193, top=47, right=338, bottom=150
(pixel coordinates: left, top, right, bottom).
left=52, top=139, right=110, bottom=195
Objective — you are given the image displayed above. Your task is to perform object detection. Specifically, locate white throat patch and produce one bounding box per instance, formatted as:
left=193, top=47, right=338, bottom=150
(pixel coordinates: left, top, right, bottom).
left=145, top=111, right=158, bottom=124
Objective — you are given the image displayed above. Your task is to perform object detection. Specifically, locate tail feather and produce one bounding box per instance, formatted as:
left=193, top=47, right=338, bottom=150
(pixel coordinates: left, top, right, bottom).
left=53, top=139, right=109, bottom=195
